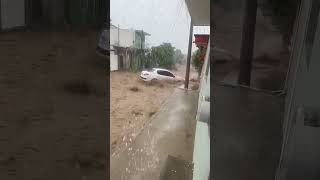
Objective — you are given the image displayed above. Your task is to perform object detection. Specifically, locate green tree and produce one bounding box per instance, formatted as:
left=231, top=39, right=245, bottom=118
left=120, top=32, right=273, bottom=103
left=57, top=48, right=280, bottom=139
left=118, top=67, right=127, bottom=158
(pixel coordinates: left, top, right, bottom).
left=131, top=49, right=149, bottom=71
left=130, top=43, right=178, bottom=71
left=150, top=43, right=176, bottom=70
left=174, top=49, right=185, bottom=65
left=192, top=48, right=205, bottom=77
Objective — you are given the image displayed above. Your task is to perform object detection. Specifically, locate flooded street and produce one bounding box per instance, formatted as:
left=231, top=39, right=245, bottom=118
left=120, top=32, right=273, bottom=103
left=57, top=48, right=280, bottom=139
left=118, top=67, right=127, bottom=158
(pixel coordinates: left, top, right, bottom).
left=110, top=64, right=198, bottom=155
left=111, top=88, right=198, bottom=180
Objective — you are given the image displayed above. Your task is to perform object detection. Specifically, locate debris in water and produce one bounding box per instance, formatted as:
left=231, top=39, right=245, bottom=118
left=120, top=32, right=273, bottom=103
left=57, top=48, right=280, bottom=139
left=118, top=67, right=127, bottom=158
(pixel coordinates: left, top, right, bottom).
left=148, top=111, right=156, bottom=117
left=129, top=87, right=140, bottom=92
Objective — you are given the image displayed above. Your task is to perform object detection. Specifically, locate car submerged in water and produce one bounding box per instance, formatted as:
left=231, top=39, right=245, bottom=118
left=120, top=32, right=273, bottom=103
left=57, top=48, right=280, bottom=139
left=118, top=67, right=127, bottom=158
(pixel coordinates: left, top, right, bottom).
left=140, top=68, right=184, bottom=82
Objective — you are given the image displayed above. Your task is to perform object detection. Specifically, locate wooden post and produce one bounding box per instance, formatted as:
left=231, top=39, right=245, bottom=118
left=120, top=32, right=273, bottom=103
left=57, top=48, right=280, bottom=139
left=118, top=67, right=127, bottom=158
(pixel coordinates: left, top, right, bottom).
left=238, top=0, right=258, bottom=86
left=185, top=19, right=193, bottom=89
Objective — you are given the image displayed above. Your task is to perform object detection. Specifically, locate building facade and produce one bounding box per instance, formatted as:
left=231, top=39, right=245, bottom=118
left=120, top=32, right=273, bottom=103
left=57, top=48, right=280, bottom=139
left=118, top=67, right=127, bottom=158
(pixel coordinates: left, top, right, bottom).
left=110, top=24, right=134, bottom=71
left=109, top=24, right=150, bottom=71
left=134, top=30, right=150, bottom=49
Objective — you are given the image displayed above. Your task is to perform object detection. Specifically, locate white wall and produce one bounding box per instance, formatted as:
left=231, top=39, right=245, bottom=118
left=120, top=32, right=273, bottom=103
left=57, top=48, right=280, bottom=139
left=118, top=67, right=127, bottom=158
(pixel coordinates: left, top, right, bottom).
left=110, top=25, right=119, bottom=46
left=119, top=29, right=134, bottom=47
left=110, top=25, right=134, bottom=47
left=1, top=0, right=25, bottom=29
left=110, top=25, right=134, bottom=71
left=110, top=51, right=118, bottom=71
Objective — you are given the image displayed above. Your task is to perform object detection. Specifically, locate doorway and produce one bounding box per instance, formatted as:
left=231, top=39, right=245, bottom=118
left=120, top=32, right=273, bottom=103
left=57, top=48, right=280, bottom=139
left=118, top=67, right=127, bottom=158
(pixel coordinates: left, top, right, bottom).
left=119, top=55, right=124, bottom=70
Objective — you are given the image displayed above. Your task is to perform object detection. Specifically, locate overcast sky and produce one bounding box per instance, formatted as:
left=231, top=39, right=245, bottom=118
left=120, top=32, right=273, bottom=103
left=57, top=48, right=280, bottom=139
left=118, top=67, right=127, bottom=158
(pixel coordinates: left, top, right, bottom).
left=110, top=0, right=210, bottom=54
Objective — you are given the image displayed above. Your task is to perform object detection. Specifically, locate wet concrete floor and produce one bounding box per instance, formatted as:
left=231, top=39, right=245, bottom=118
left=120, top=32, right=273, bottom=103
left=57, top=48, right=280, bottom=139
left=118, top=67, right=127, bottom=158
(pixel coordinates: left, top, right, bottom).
left=110, top=88, right=198, bottom=180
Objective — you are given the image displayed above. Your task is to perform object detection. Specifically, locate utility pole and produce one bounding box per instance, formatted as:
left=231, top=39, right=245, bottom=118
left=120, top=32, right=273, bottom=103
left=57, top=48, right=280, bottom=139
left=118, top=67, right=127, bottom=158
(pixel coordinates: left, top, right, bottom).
left=238, top=0, right=258, bottom=86
left=185, top=19, right=193, bottom=89
left=141, top=29, right=144, bottom=69
left=141, top=30, right=143, bottom=49
left=118, top=24, right=120, bottom=46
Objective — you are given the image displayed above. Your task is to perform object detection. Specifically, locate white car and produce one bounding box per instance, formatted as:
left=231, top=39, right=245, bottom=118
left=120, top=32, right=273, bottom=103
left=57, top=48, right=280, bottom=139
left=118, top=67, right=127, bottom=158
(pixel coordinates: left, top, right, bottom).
left=140, top=68, right=183, bottom=82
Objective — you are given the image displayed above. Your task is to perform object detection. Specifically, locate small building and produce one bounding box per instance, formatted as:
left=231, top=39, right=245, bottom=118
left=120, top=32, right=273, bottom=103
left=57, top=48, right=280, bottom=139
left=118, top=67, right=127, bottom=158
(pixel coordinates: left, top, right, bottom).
left=110, top=24, right=150, bottom=71
left=194, top=34, right=210, bottom=48
left=110, top=24, right=135, bottom=71
left=134, top=30, right=151, bottom=49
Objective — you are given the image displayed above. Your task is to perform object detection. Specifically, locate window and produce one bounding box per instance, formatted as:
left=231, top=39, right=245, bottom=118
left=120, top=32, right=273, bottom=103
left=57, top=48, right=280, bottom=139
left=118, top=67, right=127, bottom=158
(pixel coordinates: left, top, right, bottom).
left=157, top=70, right=166, bottom=76
left=166, top=71, right=175, bottom=78
left=157, top=70, right=175, bottom=77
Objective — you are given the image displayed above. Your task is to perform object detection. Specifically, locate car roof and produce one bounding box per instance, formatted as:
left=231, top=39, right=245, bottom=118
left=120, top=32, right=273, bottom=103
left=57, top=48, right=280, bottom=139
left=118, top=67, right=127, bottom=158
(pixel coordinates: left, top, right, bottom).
left=153, top=68, right=172, bottom=72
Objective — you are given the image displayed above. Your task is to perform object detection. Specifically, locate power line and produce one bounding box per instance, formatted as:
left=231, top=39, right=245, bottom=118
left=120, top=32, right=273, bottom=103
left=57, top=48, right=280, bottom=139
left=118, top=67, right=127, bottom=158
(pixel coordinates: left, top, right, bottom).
left=170, top=0, right=182, bottom=33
